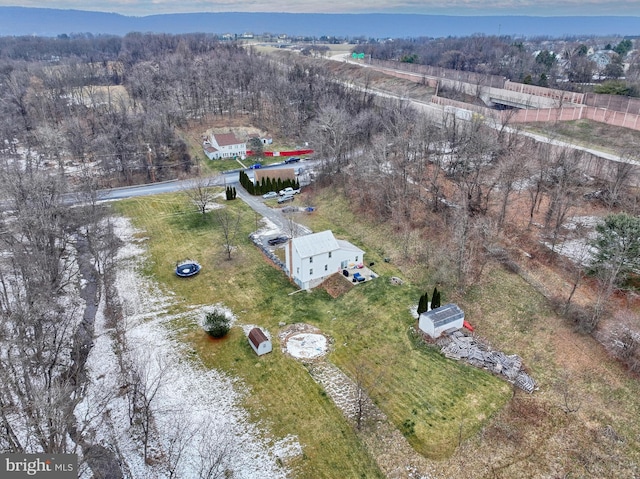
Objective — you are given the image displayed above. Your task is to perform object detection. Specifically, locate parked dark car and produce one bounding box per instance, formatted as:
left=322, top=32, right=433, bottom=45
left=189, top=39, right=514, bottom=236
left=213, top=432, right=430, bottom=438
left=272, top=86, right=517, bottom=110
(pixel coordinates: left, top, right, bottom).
left=284, top=157, right=300, bottom=164
left=268, top=236, right=289, bottom=246
left=249, top=163, right=262, bottom=169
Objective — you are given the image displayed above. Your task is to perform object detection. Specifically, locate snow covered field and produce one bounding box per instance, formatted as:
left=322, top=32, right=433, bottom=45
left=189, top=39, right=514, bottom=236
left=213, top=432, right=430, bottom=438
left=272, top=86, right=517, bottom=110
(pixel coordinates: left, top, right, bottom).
left=76, top=216, right=299, bottom=478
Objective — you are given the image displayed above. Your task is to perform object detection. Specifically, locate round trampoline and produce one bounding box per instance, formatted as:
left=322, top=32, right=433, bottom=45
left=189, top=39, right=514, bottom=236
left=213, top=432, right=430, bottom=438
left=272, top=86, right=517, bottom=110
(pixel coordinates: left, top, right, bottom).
left=176, top=261, right=201, bottom=277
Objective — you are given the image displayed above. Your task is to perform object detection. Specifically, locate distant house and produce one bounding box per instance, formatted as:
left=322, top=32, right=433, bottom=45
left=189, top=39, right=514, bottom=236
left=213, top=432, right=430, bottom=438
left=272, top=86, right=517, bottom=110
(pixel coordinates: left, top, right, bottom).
left=248, top=327, right=272, bottom=356
left=418, top=304, right=464, bottom=339
left=285, top=230, right=365, bottom=290
left=203, top=132, right=246, bottom=160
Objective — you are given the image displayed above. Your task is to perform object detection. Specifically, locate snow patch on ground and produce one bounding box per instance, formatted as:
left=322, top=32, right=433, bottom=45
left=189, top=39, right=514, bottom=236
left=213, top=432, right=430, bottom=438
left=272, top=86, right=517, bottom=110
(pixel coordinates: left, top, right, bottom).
left=541, top=215, right=600, bottom=265
left=241, top=324, right=273, bottom=339
left=202, top=193, right=226, bottom=212
left=77, top=216, right=295, bottom=479
left=564, top=215, right=603, bottom=230
left=199, top=303, right=238, bottom=329
left=544, top=238, right=597, bottom=266
left=255, top=217, right=281, bottom=237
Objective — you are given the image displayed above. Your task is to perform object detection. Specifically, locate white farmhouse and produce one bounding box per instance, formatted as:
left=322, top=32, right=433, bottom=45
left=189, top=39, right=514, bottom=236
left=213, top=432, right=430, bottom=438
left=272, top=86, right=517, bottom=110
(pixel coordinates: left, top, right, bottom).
left=203, top=131, right=246, bottom=160
left=418, top=304, right=464, bottom=339
left=286, top=230, right=364, bottom=290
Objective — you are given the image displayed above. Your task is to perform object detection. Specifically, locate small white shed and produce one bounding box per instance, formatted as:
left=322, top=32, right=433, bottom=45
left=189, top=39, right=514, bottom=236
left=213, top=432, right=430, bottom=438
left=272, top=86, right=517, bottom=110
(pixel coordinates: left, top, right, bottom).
left=248, top=327, right=272, bottom=356
left=418, top=304, right=464, bottom=338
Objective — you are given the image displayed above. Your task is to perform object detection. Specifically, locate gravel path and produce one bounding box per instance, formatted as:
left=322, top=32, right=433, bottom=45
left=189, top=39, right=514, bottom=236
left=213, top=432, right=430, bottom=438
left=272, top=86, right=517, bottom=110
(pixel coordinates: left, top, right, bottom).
left=305, top=360, right=436, bottom=479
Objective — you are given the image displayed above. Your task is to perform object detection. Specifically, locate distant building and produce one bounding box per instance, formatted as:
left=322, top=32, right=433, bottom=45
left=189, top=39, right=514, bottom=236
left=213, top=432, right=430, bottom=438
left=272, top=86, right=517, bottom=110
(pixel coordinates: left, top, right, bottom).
left=248, top=327, right=272, bottom=356
left=418, top=304, right=464, bottom=338
left=254, top=168, right=295, bottom=184
left=203, top=131, right=246, bottom=160
left=246, top=132, right=273, bottom=146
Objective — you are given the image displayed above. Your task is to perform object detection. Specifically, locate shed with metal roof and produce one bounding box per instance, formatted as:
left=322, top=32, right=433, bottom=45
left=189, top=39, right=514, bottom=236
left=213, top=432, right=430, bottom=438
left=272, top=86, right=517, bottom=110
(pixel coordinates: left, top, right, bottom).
left=419, top=304, right=465, bottom=338
left=248, top=327, right=272, bottom=356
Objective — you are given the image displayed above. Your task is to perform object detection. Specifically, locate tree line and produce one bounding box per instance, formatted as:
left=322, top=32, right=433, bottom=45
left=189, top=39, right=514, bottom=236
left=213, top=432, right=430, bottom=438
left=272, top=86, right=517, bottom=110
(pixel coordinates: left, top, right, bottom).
left=356, top=35, right=640, bottom=94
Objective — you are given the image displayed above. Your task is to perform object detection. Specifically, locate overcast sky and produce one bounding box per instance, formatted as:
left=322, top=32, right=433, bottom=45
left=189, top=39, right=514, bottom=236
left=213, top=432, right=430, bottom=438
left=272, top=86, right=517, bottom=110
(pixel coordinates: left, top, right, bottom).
left=3, top=0, right=639, bottom=17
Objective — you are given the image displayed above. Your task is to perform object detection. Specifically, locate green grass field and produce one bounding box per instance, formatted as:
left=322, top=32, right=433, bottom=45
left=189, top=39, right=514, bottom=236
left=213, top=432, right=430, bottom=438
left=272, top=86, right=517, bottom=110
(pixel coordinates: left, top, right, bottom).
left=114, top=188, right=511, bottom=477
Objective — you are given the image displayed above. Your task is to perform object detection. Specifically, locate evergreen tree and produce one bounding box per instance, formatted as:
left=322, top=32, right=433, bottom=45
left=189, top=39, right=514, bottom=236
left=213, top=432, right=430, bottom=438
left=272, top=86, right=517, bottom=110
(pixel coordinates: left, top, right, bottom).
left=432, top=287, right=441, bottom=309
left=203, top=311, right=231, bottom=338
left=417, top=292, right=429, bottom=315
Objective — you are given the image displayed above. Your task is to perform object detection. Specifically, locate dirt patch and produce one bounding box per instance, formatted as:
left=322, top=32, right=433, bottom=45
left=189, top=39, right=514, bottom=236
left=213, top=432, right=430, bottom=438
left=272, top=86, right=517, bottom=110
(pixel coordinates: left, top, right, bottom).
left=318, top=272, right=353, bottom=298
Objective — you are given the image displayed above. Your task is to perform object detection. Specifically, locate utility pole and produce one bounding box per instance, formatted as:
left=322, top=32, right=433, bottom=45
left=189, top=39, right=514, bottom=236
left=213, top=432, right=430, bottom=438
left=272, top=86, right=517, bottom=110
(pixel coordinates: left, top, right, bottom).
left=146, top=144, right=156, bottom=183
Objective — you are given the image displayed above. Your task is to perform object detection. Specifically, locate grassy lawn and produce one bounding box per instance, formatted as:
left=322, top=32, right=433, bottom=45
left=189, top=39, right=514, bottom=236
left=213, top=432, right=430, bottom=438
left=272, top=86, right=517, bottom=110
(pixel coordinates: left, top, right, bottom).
left=114, top=188, right=512, bottom=476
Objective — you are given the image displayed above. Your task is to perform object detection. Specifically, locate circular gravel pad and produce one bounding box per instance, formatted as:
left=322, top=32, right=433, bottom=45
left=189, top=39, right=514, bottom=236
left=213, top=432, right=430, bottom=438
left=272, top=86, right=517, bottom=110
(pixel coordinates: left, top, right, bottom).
left=285, top=333, right=328, bottom=359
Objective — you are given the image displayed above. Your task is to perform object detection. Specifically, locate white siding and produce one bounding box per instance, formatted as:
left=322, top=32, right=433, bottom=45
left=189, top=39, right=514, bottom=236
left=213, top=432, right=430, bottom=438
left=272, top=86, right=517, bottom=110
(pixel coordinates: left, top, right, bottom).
left=286, top=231, right=364, bottom=289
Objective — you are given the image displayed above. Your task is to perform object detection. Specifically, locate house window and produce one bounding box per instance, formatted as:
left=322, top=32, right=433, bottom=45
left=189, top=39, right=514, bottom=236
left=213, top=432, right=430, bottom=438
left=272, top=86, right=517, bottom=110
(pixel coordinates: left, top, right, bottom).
left=355, top=256, right=359, bottom=262
left=297, top=267, right=299, bottom=274
left=324, top=265, right=328, bottom=271
left=310, top=269, right=313, bottom=275
left=309, top=256, right=313, bottom=263
left=328, top=252, right=332, bottom=258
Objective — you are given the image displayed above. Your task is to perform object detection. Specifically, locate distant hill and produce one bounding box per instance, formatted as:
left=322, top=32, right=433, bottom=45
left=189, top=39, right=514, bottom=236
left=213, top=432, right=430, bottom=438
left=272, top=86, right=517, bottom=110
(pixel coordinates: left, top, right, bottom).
left=0, top=7, right=639, bottom=39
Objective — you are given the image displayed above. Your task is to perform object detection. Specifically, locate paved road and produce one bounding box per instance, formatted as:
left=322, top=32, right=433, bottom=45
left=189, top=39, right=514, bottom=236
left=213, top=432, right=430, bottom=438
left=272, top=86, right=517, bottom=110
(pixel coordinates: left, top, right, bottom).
left=96, top=160, right=314, bottom=201
left=93, top=160, right=315, bottom=238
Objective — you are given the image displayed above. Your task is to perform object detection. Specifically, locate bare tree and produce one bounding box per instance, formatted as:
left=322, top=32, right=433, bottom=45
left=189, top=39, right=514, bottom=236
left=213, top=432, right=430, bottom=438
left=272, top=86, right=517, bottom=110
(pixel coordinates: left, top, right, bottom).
left=161, top=414, right=195, bottom=479
left=308, top=105, right=352, bottom=177
left=544, top=149, right=583, bottom=252
left=495, top=136, right=528, bottom=229
left=284, top=212, right=302, bottom=239
left=214, top=209, right=242, bottom=261
left=560, top=233, right=592, bottom=314
left=127, top=349, right=174, bottom=463
left=352, top=363, right=378, bottom=431
left=555, top=370, right=582, bottom=414
left=183, top=174, right=220, bottom=215
left=604, top=155, right=638, bottom=209
left=195, top=425, right=236, bottom=479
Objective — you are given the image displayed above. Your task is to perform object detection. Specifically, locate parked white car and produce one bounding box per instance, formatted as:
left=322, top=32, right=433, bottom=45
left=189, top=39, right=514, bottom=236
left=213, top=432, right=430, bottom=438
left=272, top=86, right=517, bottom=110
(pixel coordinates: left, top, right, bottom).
left=278, top=187, right=301, bottom=196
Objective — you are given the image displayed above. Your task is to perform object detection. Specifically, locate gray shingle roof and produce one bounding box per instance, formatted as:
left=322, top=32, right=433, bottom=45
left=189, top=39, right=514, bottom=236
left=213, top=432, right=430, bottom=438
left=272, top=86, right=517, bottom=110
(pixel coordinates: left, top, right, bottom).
left=292, top=231, right=340, bottom=259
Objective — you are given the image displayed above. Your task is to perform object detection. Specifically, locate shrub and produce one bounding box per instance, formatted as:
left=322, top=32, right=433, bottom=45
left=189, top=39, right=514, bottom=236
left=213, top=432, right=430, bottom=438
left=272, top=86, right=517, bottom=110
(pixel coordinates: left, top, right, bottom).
left=204, top=311, right=231, bottom=338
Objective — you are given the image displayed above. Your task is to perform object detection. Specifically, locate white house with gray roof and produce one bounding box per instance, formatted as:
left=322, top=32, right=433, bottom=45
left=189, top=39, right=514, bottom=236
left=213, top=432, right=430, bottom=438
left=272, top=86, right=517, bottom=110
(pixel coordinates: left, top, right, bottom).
left=285, top=230, right=365, bottom=290
left=203, top=131, right=246, bottom=160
